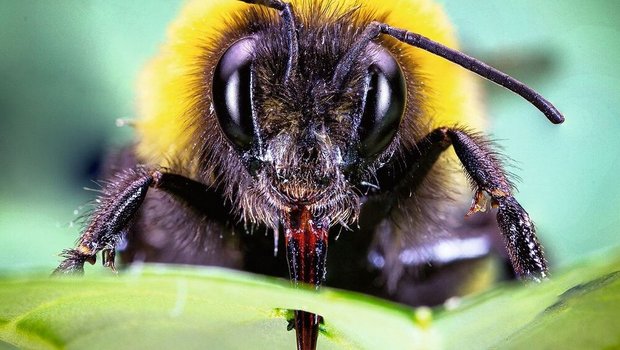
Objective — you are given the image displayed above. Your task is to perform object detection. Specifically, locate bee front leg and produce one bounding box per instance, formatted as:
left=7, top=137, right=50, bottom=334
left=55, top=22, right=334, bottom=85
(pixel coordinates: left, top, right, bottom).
left=382, top=127, right=548, bottom=281
left=54, top=168, right=226, bottom=275
left=445, top=128, right=548, bottom=280
left=53, top=168, right=160, bottom=275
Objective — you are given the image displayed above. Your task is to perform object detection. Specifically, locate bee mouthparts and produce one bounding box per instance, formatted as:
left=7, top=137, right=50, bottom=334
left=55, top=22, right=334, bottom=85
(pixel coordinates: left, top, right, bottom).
left=284, top=207, right=329, bottom=350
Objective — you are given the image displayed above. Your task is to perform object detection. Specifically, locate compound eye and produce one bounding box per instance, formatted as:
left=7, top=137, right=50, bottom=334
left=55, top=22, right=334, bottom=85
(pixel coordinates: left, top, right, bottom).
left=358, top=48, right=406, bottom=158
left=213, top=38, right=255, bottom=150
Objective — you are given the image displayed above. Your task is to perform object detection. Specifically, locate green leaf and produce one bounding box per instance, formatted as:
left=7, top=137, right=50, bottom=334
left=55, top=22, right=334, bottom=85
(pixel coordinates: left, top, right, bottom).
left=0, top=250, right=618, bottom=350
left=0, top=268, right=429, bottom=350
left=435, top=250, right=620, bottom=349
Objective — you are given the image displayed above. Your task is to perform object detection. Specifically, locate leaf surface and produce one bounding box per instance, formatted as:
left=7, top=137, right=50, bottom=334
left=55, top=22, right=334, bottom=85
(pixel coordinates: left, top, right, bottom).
left=0, top=250, right=618, bottom=350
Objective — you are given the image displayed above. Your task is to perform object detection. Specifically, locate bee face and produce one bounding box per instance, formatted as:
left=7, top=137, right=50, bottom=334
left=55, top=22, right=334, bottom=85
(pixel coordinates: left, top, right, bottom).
left=212, top=18, right=406, bottom=225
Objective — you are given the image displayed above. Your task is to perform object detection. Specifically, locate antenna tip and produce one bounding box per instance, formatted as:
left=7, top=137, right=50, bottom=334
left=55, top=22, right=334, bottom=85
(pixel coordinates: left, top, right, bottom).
left=547, top=112, right=565, bottom=124
left=544, top=104, right=565, bottom=124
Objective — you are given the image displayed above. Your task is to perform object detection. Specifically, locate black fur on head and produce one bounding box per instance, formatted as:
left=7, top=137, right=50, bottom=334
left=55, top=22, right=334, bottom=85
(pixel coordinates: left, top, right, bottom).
left=193, top=2, right=425, bottom=229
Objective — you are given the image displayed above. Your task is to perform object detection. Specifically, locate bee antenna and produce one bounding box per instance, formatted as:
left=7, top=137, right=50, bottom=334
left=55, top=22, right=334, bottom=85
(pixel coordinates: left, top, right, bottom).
left=241, top=0, right=299, bottom=82
left=332, top=22, right=379, bottom=89
left=335, top=21, right=565, bottom=124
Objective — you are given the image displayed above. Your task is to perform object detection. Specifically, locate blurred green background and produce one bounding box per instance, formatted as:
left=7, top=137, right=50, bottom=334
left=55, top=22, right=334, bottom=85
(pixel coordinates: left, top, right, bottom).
left=0, top=1, right=619, bottom=273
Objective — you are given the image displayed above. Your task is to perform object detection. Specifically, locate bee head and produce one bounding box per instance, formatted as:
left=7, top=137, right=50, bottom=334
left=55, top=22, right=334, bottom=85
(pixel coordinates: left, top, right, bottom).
left=211, top=19, right=406, bottom=225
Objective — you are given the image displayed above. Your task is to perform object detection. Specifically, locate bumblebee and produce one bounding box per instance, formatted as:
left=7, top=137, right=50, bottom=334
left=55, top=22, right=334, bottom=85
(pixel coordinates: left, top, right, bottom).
left=55, top=0, right=563, bottom=349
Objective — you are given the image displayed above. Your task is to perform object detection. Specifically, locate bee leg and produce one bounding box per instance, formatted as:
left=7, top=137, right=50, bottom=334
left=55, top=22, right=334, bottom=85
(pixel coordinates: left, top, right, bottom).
left=53, top=168, right=227, bottom=275
left=53, top=168, right=158, bottom=275
left=383, top=127, right=547, bottom=281
left=443, top=128, right=547, bottom=281
left=102, top=248, right=117, bottom=273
